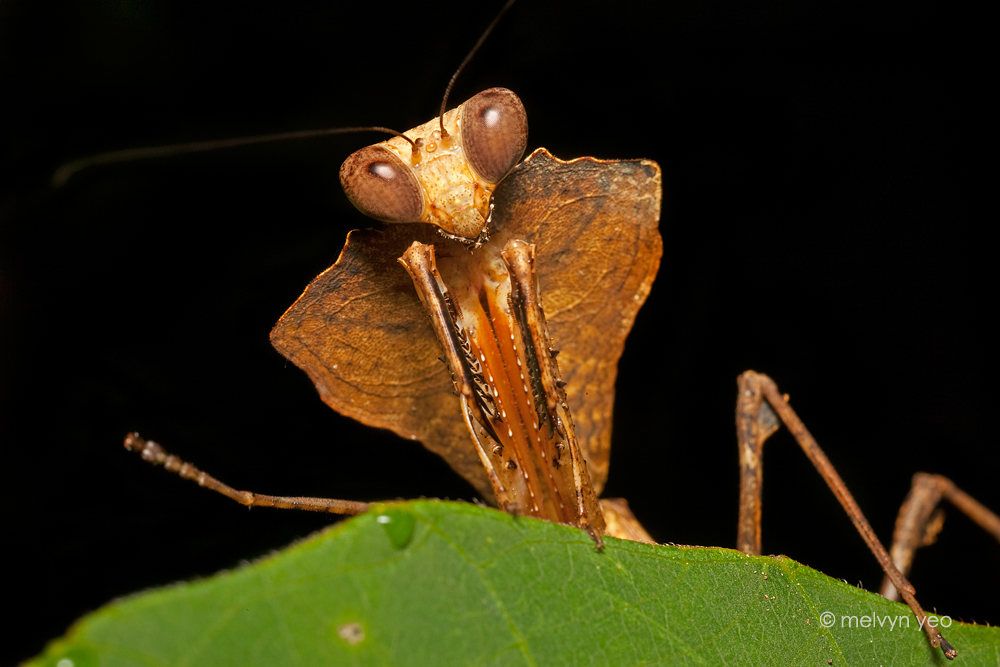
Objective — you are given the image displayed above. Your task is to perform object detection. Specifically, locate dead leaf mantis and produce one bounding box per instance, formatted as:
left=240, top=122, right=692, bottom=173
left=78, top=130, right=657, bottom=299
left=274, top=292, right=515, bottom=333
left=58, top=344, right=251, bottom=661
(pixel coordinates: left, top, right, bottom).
left=10, top=0, right=995, bottom=663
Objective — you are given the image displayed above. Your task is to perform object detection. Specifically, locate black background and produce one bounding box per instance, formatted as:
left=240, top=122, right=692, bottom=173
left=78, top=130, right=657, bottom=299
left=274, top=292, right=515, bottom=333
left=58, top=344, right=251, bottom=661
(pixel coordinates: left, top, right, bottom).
left=2, top=0, right=994, bottom=663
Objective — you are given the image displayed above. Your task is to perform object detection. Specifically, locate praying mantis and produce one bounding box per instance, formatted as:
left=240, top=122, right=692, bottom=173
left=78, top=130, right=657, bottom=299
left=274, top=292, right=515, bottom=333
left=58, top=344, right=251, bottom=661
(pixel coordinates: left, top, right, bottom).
left=4, top=0, right=995, bottom=664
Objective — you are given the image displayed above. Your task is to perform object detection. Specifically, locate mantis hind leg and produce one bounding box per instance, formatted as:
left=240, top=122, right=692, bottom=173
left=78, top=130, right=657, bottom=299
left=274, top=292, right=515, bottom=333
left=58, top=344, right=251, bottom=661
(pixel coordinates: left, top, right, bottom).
left=733, top=370, right=959, bottom=660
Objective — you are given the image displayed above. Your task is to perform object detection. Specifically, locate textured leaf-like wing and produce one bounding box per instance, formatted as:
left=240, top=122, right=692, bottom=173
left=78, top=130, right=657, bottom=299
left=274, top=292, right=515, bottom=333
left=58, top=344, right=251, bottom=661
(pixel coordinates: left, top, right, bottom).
left=493, top=149, right=663, bottom=492
left=270, top=224, right=490, bottom=498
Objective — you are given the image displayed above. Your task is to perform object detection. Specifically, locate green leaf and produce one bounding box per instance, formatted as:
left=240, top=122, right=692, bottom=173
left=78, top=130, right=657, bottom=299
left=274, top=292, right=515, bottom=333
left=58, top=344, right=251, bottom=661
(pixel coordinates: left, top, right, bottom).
left=28, top=501, right=999, bottom=667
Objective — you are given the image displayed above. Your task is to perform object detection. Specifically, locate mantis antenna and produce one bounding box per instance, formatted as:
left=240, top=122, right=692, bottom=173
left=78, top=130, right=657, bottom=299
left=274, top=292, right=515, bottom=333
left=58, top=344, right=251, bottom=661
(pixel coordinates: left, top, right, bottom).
left=51, top=0, right=520, bottom=188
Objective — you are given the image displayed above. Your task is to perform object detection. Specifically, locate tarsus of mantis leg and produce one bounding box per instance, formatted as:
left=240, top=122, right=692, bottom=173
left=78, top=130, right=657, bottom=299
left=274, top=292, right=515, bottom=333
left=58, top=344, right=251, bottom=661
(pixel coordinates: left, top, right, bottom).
left=123, top=432, right=370, bottom=515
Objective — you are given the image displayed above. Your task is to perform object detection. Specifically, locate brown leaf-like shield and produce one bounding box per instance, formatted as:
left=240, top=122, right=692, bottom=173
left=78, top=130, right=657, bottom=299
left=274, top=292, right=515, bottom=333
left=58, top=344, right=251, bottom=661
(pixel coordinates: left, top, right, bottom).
left=270, top=148, right=662, bottom=501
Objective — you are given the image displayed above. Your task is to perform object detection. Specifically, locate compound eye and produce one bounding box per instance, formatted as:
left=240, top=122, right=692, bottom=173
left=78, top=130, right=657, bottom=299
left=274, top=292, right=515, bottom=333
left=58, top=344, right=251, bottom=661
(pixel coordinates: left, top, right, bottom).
left=460, top=88, right=528, bottom=184
left=340, top=145, right=424, bottom=223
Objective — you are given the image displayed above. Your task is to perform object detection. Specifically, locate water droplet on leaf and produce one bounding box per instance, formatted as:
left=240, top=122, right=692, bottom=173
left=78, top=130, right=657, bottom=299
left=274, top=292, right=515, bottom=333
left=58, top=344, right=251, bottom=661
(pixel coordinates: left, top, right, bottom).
left=376, top=507, right=416, bottom=549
